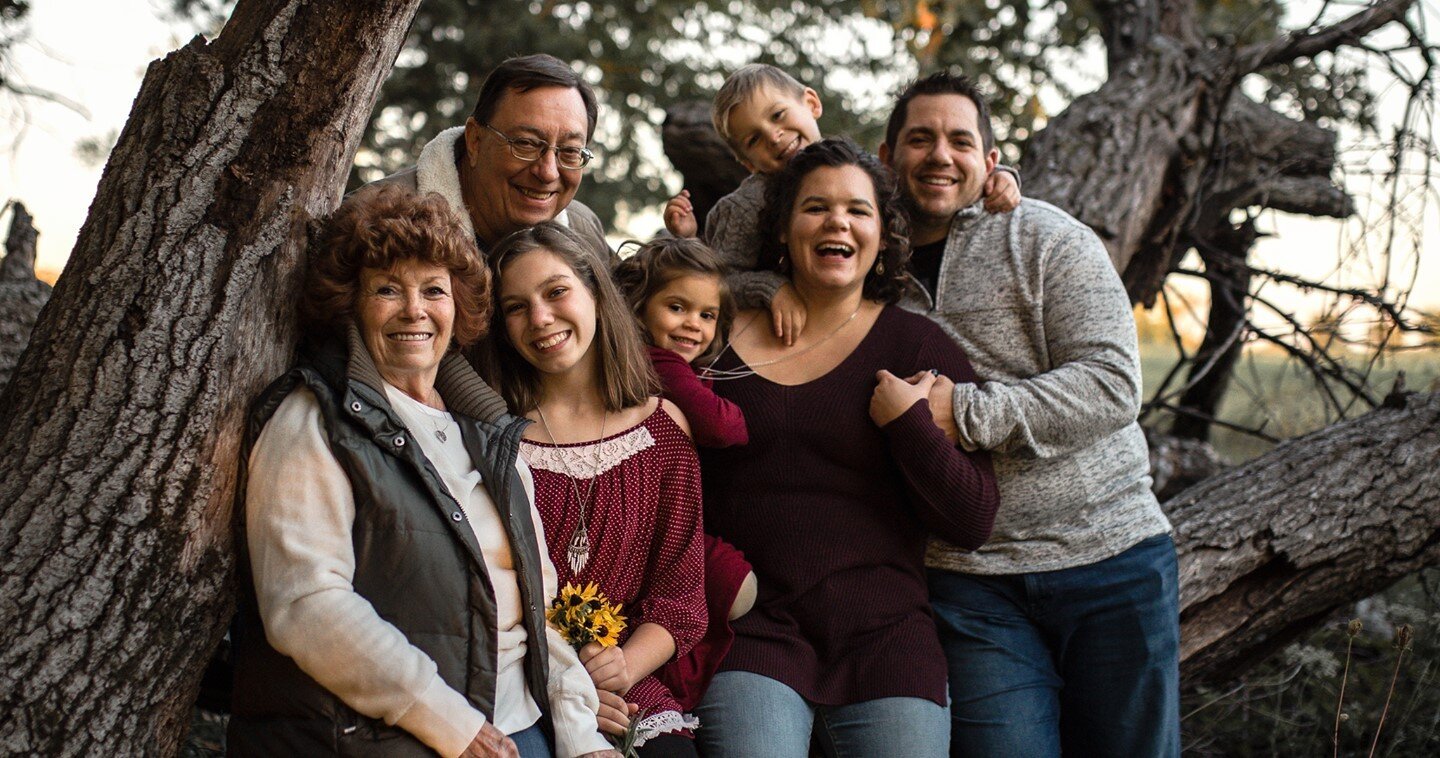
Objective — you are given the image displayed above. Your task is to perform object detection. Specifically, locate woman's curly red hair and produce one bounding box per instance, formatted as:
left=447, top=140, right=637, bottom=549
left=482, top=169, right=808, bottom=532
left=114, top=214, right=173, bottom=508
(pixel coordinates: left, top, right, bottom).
left=302, top=186, right=491, bottom=347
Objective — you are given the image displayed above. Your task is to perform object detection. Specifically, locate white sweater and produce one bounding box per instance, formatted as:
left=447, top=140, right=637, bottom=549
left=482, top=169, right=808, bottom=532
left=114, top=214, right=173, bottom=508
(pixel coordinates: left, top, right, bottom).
left=246, top=386, right=612, bottom=757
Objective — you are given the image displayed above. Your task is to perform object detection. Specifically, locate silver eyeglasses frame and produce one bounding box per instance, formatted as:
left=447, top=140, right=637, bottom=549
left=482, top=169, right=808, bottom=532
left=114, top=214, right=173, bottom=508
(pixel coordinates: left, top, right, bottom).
left=484, top=123, right=594, bottom=170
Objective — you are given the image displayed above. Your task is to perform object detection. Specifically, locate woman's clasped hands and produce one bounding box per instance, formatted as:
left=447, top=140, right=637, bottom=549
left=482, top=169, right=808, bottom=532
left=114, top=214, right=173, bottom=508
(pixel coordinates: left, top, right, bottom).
left=870, top=369, right=940, bottom=427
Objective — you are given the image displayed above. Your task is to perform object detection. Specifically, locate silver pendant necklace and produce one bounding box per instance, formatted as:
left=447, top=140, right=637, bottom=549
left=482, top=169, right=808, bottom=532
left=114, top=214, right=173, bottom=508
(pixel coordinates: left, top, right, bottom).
left=534, top=405, right=608, bottom=574
left=426, top=389, right=449, bottom=442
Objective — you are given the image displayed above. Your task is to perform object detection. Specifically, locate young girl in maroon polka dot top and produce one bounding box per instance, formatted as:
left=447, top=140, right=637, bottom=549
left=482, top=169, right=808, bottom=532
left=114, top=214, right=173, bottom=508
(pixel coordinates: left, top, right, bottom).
left=613, top=237, right=748, bottom=449
left=481, top=222, right=707, bottom=757
left=614, top=238, right=760, bottom=713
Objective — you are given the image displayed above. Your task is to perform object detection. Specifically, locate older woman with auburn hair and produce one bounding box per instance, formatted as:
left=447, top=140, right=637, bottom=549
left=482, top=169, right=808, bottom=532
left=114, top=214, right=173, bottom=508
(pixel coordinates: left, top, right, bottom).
left=228, top=186, right=619, bottom=758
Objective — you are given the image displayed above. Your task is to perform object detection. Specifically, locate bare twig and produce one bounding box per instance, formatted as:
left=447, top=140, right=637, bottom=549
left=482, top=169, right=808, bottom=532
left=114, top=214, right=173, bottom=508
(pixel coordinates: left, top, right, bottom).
left=1147, top=399, right=1281, bottom=443
left=1236, top=0, right=1416, bottom=74
left=1334, top=618, right=1363, bottom=758
left=1368, top=625, right=1415, bottom=757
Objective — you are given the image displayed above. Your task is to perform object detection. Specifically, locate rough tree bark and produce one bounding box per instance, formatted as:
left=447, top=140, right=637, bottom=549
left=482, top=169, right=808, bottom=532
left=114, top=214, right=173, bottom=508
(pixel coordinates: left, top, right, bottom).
left=1022, top=0, right=1411, bottom=305
left=1170, top=97, right=1354, bottom=440
left=1173, top=389, right=1440, bottom=682
left=0, top=1, right=420, bottom=753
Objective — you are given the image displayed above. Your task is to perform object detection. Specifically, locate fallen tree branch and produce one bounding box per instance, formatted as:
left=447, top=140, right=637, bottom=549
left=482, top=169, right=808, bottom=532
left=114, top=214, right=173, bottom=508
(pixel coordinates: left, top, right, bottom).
left=1173, top=391, right=1440, bottom=683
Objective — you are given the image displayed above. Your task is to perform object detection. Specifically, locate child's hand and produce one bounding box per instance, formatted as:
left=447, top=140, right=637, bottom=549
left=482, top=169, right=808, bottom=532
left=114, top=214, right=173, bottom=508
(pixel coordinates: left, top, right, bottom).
left=770, top=283, right=807, bottom=346
left=663, top=190, right=699, bottom=238
left=983, top=170, right=1021, bottom=214
left=580, top=642, right=634, bottom=694
left=594, top=690, right=637, bottom=737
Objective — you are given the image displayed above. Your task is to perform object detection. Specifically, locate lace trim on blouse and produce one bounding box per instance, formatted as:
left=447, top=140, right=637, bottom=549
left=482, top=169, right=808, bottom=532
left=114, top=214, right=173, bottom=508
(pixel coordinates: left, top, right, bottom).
left=633, top=709, right=700, bottom=746
left=520, top=426, right=656, bottom=480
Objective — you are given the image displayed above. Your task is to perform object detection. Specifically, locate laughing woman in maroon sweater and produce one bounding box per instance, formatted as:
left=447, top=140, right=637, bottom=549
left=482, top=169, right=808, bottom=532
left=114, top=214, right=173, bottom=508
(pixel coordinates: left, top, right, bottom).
left=693, top=138, right=999, bottom=758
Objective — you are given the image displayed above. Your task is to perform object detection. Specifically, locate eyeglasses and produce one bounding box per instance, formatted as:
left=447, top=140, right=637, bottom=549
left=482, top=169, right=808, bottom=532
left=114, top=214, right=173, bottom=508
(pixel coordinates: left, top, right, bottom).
left=484, top=123, right=594, bottom=170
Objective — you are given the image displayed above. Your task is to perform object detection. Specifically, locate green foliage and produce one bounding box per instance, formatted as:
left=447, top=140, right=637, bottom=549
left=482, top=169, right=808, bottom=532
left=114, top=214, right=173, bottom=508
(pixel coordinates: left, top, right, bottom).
left=356, top=0, right=917, bottom=231
left=163, top=1, right=1381, bottom=231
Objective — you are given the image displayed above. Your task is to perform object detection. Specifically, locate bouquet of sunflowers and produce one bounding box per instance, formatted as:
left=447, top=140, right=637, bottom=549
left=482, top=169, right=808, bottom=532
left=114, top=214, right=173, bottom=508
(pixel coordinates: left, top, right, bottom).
left=547, top=581, right=627, bottom=649
left=547, top=583, right=641, bottom=756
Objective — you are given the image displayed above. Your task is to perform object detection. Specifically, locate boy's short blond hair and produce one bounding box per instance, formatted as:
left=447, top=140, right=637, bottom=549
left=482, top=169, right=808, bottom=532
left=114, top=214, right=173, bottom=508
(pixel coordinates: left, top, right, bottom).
left=712, top=64, right=808, bottom=149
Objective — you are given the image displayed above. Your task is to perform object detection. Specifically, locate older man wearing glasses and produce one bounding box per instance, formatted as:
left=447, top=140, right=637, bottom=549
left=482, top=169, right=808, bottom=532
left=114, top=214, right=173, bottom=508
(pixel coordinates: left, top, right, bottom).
left=363, top=53, right=616, bottom=266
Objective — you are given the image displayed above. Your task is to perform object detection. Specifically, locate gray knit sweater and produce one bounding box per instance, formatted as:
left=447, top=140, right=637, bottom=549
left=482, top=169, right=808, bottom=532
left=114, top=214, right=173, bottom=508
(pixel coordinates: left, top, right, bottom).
left=703, top=173, right=786, bottom=309
left=904, top=199, right=1170, bottom=574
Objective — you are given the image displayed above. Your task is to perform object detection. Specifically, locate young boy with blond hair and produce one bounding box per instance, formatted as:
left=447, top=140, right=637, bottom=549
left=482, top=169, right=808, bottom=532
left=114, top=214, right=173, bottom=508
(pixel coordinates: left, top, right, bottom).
left=664, top=63, right=1020, bottom=343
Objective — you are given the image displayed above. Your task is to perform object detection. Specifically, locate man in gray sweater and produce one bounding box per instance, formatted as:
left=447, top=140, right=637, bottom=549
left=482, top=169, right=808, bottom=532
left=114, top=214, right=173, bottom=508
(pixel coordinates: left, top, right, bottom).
left=880, top=72, right=1179, bottom=757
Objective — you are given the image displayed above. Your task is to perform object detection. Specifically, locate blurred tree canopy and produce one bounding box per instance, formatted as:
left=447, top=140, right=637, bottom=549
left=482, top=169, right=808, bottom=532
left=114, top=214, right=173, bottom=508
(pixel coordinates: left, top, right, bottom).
left=168, top=0, right=1379, bottom=234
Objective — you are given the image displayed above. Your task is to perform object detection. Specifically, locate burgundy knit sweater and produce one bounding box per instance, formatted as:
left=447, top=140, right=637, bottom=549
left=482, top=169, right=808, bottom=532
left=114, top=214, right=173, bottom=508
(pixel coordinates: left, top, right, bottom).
left=648, top=345, right=749, bottom=448
left=701, top=305, right=999, bottom=706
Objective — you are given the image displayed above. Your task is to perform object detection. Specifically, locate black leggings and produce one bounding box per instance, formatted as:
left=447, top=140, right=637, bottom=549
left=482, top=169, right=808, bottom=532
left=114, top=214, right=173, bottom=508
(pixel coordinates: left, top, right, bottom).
left=637, top=732, right=699, bottom=758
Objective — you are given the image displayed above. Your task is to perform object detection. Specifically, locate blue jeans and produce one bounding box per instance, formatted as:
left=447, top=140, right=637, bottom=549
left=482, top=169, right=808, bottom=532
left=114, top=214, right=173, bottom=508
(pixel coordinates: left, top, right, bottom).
left=929, top=533, right=1180, bottom=758
left=509, top=721, right=552, bottom=758
left=694, top=670, right=949, bottom=757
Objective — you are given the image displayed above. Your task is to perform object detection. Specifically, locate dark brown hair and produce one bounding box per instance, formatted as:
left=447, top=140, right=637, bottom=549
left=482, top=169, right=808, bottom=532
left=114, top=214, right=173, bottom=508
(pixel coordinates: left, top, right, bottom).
left=470, top=53, right=599, bottom=140
left=302, top=186, right=490, bottom=346
left=613, top=237, right=733, bottom=365
left=885, top=71, right=995, bottom=153
left=757, top=137, right=913, bottom=305
left=478, top=222, right=655, bottom=413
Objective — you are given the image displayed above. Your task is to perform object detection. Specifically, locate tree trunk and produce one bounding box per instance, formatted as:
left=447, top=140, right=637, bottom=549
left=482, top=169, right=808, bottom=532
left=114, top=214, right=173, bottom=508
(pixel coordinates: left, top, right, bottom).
left=0, top=1, right=419, bottom=753
left=0, top=202, right=51, bottom=390
left=1021, top=35, right=1203, bottom=303
left=1022, top=0, right=1407, bottom=305
left=1174, top=389, right=1440, bottom=683
left=1170, top=221, right=1253, bottom=441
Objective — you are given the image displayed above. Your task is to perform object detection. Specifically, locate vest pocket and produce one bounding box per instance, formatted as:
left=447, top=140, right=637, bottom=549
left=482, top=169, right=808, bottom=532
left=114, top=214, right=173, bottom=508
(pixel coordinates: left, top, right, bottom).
left=335, top=707, right=434, bottom=758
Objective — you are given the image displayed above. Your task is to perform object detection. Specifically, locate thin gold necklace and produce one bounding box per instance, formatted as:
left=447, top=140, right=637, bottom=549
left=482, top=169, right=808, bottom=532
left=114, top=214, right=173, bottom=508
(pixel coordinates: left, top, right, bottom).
left=700, top=301, right=864, bottom=380
left=534, top=404, right=607, bottom=574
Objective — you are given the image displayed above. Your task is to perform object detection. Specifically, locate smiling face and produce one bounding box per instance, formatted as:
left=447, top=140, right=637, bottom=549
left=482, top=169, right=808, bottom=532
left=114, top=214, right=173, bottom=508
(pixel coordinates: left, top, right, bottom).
left=881, top=93, right=999, bottom=237
left=462, top=85, right=589, bottom=245
left=357, top=260, right=456, bottom=391
left=725, top=84, right=824, bottom=175
left=641, top=273, right=722, bottom=362
left=783, top=164, right=881, bottom=296
left=498, top=248, right=599, bottom=379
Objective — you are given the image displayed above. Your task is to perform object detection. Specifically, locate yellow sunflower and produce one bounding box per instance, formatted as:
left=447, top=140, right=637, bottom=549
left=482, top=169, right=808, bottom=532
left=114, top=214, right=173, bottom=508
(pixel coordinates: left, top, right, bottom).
left=547, top=582, right=627, bottom=649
